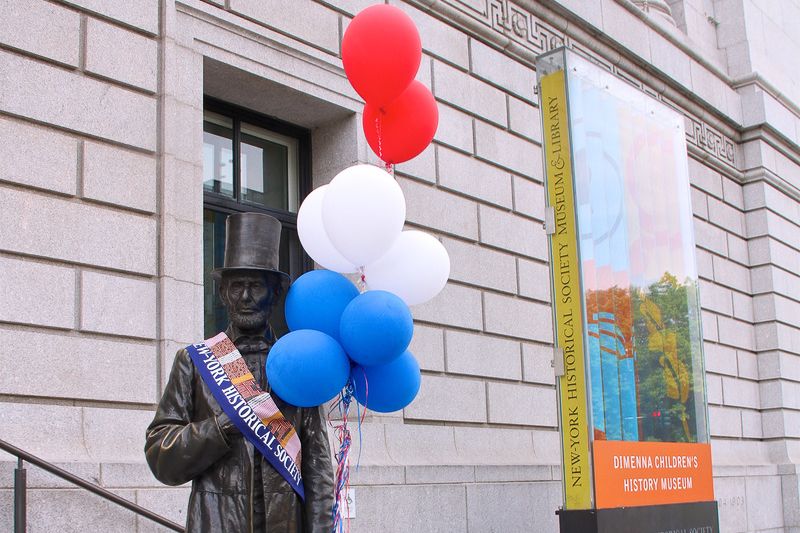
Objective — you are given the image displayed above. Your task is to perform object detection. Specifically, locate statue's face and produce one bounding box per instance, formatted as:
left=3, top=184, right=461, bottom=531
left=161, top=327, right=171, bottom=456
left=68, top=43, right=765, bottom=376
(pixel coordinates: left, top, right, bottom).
left=219, top=270, right=278, bottom=332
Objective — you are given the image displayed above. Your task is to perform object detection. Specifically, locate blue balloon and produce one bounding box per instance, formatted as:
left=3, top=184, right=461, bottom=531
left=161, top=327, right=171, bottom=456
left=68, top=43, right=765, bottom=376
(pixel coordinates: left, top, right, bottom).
left=339, top=290, right=413, bottom=366
left=285, top=270, right=359, bottom=341
left=266, top=329, right=350, bottom=407
left=351, top=350, right=421, bottom=413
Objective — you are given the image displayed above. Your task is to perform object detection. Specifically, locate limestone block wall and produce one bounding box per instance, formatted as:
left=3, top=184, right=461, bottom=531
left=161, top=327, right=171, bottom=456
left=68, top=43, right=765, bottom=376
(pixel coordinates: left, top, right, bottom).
left=0, top=0, right=179, bottom=530
left=0, top=0, right=798, bottom=532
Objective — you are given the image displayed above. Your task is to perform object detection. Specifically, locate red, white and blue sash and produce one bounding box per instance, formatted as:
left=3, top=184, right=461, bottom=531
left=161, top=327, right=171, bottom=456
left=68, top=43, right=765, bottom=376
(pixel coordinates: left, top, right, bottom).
left=186, top=332, right=304, bottom=500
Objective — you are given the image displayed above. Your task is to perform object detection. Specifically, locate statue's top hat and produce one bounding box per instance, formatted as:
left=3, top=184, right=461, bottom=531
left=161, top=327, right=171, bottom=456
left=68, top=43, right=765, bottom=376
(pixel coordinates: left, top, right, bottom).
left=211, top=213, right=291, bottom=290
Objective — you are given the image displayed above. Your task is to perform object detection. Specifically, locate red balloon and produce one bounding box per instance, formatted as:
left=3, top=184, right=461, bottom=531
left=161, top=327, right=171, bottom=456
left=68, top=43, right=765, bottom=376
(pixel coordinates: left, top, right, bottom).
left=342, top=5, right=421, bottom=107
left=363, top=81, right=439, bottom=164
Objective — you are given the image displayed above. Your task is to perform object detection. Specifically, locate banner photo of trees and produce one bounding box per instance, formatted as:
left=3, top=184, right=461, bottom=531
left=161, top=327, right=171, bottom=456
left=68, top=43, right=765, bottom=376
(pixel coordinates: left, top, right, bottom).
left=566, top=54, right=709, bottom=444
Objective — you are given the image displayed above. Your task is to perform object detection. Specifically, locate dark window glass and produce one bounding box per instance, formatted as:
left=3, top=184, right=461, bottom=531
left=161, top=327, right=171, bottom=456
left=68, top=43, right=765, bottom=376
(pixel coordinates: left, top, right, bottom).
left=203, top=209, right=228, bottom=337
left=241, top=122, right=298, bottom=212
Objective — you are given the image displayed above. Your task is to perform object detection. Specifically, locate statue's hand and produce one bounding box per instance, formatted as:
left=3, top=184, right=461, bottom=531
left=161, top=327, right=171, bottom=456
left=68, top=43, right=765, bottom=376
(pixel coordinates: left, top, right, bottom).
left=216, top=412, right=242, bottom=439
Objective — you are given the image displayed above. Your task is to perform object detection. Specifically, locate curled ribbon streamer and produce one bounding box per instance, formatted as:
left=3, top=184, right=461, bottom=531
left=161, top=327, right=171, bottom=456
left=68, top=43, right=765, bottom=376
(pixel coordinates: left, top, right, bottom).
left=357, top=266, right=368, bottom=294
left=374, top=114, right=394, bottom=175
left=328, top=379, right=367, bottom=533
left=375, top=116, right=383, bottom=163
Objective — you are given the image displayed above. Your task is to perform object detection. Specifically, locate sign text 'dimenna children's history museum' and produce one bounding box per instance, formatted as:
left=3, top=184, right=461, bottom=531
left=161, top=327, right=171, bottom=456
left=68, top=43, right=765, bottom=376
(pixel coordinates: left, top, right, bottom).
left=537, top=48, right=719, bottom=533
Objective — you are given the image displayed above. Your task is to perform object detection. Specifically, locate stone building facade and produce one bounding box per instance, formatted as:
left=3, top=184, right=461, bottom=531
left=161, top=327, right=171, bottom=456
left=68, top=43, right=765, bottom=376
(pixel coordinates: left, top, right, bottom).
left=0, top=0, right=798, bottom=531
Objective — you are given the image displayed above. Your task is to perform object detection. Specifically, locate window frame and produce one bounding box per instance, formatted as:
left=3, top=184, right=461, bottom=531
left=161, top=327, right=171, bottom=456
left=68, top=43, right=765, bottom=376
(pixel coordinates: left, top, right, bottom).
left=202, top=96, right=312, bottom=230
left=202, top=97, right=314, bottom=337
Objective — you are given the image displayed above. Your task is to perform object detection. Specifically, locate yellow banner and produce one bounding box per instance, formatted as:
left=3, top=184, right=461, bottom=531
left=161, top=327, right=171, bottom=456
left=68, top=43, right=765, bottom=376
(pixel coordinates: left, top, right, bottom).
left=541, top=69, right=592, bottom=509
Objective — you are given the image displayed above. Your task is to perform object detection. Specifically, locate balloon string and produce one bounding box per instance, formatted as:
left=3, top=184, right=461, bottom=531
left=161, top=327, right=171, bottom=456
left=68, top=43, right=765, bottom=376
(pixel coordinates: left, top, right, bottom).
left=357, top=266, right=367, bottom=293
left=374, top=114, right=395, bottom=176
left=375, top=115, right=383, bottom=163
left=328, top=379, right=368, bottom=533
left=359, top=378, right=367, bottom=466
left=352, top=374, right=367, bottom=469
left=328, top=383, right=354, bottom=533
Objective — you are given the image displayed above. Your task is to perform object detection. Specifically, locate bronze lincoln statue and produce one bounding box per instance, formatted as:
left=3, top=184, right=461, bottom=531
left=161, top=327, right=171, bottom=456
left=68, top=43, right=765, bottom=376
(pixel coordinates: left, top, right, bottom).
left=145, top=212, right=334, bottom=532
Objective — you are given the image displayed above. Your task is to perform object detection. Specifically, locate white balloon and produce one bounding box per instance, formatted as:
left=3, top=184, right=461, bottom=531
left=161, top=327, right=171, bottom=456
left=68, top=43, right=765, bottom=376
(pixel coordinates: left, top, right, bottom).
left=297, top=186, right=357, bottom=273
left=322, top=164, right=406, bottom=267
left=364, top=230, right=450, bottom=306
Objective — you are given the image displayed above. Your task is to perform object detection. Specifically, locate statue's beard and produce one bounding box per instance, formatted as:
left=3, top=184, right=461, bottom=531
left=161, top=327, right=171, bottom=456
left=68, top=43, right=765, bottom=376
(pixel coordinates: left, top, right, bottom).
left=228, top=309, right=268, bottom=332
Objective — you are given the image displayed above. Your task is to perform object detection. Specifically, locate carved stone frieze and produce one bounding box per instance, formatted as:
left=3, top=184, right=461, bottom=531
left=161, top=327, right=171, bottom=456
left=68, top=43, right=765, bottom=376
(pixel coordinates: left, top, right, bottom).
left=686, top=118, right=737, bottom=164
